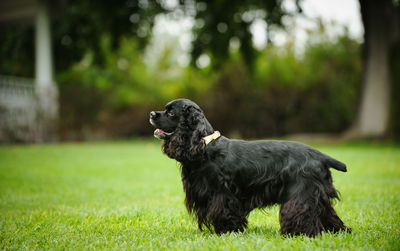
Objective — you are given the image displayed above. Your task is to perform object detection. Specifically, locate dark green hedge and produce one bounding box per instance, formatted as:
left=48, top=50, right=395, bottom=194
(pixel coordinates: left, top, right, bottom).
left=58, top=35, right=362, bottom=140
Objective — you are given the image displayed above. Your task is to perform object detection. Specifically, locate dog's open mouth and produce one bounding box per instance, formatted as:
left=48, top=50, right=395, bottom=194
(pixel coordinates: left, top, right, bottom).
left=154, top=128, right=174, bottom=139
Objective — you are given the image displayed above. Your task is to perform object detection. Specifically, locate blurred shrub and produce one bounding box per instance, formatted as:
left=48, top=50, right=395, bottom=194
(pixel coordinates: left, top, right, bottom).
left=200, top=34, right=361, bottom=138
left=57, top=36, right=211, bottom=139
left=57, top=32, right=361, bottom=140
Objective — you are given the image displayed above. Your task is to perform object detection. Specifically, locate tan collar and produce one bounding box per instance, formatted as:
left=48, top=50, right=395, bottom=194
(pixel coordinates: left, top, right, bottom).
left=203, top=131, right=221, bottom=145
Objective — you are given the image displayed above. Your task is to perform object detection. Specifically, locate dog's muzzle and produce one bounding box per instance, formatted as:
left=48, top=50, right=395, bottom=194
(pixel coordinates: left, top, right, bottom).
left=149, top=111, right=174, bottom=139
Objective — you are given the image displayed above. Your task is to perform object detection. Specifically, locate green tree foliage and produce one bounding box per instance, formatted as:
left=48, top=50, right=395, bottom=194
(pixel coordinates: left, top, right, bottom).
left=0, top=26, right=34, bottom=77
left=52, top=0, right=165, bottom=70
left=57, top=26, right=361, bottom=139
left=57, top=35, right=211, bottom=139
left=189, top=0, right=301, bottom=68
left=0, top=0, right=300, bottom=76
left=0, top=0, right=364, bottom=140
left=0, top=0, right=167, bottom=76
left=200, top=33, right=361, bottom=138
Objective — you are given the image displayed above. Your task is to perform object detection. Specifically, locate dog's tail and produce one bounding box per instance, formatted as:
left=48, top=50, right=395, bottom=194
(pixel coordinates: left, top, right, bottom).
left=325, top=156, right=347, bottom=172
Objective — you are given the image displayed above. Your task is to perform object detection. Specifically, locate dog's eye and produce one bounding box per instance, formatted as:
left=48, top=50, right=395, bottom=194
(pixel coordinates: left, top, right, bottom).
left=168, top=111, right=175, bottom=117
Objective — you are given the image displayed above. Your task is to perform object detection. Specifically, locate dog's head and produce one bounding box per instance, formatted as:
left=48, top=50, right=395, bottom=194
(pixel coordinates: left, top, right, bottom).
left=149, top=98, right=211, bottom=139
left=149, top=99, right=198, bottom=139
left=149, top=99, right=214, bottom=162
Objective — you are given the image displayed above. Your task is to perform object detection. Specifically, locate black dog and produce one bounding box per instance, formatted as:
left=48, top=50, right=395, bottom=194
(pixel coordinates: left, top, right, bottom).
left=149, top=98, right=351, bottom=237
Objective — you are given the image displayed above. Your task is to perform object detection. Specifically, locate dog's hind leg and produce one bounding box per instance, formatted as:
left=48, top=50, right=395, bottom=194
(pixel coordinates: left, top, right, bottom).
left=319, top=171, right=351, bottom=233
left=279, top=196, right=325, bottom=237
left=320, top=202, right=352, bottom=233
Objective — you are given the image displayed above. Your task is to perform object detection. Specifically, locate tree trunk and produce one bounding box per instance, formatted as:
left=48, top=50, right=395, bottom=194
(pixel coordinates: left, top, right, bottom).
left=346, top=0, right=397, bottom=138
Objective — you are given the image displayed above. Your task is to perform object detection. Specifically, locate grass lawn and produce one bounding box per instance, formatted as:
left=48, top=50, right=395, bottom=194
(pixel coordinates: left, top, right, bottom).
left=0, top=139, right=399, bottom=250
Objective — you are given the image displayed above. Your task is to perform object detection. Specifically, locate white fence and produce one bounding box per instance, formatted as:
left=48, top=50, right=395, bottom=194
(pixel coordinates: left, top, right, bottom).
left=0, top=75, right=39, bottom=142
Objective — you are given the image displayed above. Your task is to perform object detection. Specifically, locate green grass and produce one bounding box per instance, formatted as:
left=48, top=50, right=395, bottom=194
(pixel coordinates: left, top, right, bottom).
left=0, top=139, right=399, bottom=250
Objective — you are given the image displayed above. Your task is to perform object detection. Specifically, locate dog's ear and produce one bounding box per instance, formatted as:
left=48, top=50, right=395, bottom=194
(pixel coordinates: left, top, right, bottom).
left=184, top=105, right=206, bottom=131
left=183, top=105, right=207, bottom=161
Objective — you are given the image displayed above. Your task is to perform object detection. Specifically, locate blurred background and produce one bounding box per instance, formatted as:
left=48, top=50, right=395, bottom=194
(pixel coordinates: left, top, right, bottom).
left=0, top=0, right=399, bottom=143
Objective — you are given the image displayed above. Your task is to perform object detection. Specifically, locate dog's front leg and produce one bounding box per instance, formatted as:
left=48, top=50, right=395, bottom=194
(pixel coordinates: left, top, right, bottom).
left=206, top=193, right=248, bottom=234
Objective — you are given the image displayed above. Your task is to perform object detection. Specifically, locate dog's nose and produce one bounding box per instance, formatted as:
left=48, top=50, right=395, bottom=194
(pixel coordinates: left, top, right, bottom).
left=150, top=111, right=157, bottom=118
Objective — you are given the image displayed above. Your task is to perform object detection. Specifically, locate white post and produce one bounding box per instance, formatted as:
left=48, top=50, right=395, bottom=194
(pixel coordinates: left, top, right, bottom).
left=35, top=0, right=58, bottom=141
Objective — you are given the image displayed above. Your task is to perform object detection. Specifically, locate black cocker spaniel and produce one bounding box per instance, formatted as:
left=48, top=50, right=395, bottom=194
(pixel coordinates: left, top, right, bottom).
left=149, top=98, right=351, bottom=237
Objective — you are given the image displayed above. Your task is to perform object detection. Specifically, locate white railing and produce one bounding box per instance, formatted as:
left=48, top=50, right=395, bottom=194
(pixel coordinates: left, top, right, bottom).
left=0, top=75, right=39, bottom=142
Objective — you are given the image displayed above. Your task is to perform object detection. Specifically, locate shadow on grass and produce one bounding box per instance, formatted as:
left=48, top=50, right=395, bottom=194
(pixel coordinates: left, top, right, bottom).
left=245, top=226, right=353, bottom=240
left=172, top=225, right=281, bottom=239
left=244, top=226, right=281, bottom=237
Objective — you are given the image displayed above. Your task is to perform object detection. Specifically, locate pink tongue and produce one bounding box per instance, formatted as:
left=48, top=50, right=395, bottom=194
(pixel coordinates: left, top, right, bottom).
left=155, top=129, right=164, bottom=134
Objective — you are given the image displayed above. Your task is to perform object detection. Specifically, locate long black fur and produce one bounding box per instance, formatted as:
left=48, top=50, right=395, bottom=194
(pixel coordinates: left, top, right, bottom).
left=150, top=99, right=351, bottom=237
